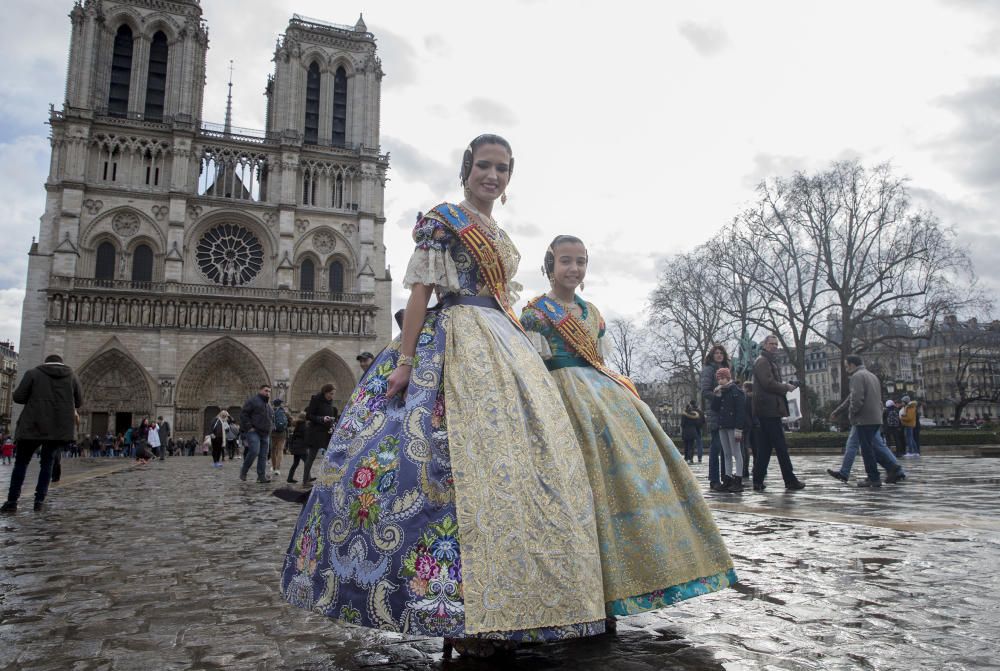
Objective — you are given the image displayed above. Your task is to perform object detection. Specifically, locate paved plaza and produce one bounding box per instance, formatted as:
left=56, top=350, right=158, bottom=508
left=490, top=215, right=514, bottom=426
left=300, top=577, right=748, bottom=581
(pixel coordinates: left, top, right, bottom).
left=1, top=452, right=998, bottom=670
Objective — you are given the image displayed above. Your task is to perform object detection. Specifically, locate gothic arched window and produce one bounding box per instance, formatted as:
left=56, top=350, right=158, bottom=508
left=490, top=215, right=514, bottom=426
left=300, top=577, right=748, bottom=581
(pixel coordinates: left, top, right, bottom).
left=332, top=67, right=347, bottom=145
left=333, top=173, right=344, bottom=208
left=95, top=242, right=116, bottom=281
left=300, top=258, right=315, bottom=293
left=108, top=25, right=134, bottom=118
left=329, top=259, right=344, bottom=294
left=144, top=31, right=169, bottom=121
left=132, top=244, right=153, bottom=282
left=304, top=62, right=321, bottom=144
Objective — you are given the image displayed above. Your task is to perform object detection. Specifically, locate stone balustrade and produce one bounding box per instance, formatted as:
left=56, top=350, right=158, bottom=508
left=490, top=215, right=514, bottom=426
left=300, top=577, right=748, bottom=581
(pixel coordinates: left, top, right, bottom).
left=45, top=276, right=377, bottom=337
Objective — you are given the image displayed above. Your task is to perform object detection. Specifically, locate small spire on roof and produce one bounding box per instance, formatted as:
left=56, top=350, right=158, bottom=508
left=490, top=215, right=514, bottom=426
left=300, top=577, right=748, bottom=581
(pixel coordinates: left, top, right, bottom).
left=354, top=14, right=367, bottom=32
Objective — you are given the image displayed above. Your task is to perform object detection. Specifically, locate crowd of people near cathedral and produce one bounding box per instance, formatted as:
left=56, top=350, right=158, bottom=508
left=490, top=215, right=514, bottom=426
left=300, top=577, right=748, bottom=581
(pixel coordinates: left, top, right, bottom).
left=0, top=132, right=924, bottom=659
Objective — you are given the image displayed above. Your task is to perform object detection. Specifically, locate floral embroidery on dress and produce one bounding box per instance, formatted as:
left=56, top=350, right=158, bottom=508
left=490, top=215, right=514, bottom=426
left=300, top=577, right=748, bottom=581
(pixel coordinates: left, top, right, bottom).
left=294, top=501, right=325, bottom=577
left=348, top=436, right=401, bottom=529
left=340, top=604, right=362, bottom=625
left=400, top=515, right=464, bottom=635
left=336, top=357, right=396, bottom=439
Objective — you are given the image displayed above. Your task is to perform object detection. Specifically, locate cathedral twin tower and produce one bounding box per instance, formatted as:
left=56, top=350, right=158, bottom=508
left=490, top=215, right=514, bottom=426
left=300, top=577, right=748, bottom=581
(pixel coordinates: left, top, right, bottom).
left=19, top=0, right=391, bottom=437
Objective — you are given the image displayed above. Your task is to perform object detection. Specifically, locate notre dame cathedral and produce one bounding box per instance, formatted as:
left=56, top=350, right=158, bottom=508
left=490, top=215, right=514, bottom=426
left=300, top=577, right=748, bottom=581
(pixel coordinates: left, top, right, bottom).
left=17, top=0, right=391, bottom=437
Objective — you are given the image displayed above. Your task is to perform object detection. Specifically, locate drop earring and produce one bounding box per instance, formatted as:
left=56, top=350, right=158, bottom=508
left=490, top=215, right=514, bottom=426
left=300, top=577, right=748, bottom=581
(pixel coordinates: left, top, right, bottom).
left=500, top=191, right=508, bottom=205
left=579, top=282, right=585, bottom=291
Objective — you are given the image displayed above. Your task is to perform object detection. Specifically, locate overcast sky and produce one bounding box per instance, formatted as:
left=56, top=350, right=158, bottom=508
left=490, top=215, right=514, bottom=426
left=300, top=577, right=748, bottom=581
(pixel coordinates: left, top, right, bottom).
left=1, top=0, right=998, bottom=349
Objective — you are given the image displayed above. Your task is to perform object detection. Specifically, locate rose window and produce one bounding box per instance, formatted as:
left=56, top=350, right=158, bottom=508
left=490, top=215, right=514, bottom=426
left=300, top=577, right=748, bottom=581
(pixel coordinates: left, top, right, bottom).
left=195, top=224, right=264, bottom=286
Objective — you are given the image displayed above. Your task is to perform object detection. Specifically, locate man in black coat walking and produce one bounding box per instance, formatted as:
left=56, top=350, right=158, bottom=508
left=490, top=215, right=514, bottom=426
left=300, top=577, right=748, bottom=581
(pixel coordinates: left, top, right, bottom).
left=2, top=355, right=82, bottom=513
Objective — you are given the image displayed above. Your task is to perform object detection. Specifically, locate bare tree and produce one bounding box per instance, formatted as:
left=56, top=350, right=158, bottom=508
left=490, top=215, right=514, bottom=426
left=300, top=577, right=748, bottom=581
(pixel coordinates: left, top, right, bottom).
left=647, top=249, right=730, bottom=402
left=725, top=179, right=831, bottom=429
left=794, top=161, right=983, bottom=399
left=606, top=318, right=643, bottom=379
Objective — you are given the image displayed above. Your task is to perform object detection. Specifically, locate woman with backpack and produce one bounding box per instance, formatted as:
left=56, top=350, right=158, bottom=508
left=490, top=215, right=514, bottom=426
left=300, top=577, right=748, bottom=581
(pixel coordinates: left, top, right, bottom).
left=270, top=399, right=289, bottom=478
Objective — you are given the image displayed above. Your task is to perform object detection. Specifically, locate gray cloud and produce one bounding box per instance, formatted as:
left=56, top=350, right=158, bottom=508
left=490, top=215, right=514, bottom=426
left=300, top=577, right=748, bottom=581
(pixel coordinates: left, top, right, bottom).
left=382, top=135, right=456, bottom=197
left=933, top=77, right=1000, bottom=189
left=464, top=97, right=519, bottom=127
left=0, top=136, right=51, bottom=290
left=677, top=20, right=730, bottom=58
left=369, top=24, right=418, bottom=89
left=423, top=34, right=451, bottom=58
left=0, top=2, right=68, bottom=139
left=741, top=153, right=809, bottom=189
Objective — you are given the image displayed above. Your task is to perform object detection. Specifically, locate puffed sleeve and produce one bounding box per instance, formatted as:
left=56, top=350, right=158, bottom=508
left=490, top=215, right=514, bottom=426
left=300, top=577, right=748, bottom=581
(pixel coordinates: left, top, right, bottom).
left=519, top=303, right=554, bottom=359
left=402, top=214, right=463, bottom=293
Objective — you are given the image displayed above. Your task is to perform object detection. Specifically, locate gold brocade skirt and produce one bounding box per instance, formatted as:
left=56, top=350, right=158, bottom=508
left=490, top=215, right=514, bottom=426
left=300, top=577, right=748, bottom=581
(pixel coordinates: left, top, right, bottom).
left=549, top=365, right=736, bottom=614
left=443, top=306, right=606, bottom=634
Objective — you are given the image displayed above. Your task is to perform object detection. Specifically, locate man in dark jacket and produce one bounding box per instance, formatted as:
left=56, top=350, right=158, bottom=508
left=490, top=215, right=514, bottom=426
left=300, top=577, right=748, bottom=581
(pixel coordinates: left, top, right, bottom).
left=750, top=335, right=805, bottom=491
left=303, top=383, right=337, bottom=485
left=157, top=416, right=171, bottom=460
left=239, top=384, right=274, bottom=483
left=2, top=355, right=82, bottom=513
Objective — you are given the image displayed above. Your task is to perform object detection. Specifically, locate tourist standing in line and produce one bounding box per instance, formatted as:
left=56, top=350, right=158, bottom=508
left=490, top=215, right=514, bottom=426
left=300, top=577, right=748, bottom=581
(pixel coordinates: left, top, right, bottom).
left=2, top=354, right=82, bottom=513
left=700, top=344, right=731, bottom=491
left=751, top=335, right=805, bottom=491
left=741, top=382, right=756, bottom=479
left=270, top=399, right=288, bottom=478
left=239, top=384, right=274, bottom=483
left=900, top=395, right=919, bottom=456
left=302, top=384, right=336, bottom=486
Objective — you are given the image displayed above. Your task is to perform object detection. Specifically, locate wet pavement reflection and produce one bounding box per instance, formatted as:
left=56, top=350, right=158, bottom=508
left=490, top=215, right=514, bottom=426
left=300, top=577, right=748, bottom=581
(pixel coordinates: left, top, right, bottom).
left=1, top=453, right=998, bottom=670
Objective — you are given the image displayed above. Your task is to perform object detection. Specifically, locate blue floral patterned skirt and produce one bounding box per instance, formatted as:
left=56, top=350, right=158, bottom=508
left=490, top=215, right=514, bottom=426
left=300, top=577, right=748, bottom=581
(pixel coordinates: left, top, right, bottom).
left=280, top=305, right=606, bottom=640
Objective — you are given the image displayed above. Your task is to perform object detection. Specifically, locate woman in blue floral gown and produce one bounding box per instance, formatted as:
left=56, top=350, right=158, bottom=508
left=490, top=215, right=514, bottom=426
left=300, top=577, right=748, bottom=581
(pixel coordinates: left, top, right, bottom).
left=520, top=235, right=737, bottom=621
left=280, top=136, right=606, bottom=650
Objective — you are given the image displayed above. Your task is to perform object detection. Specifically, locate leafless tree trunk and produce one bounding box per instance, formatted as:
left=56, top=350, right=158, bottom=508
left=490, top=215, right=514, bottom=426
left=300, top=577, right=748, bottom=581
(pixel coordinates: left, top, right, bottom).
left=606, top=318, right=642, bottom=379
left=793, top=161, right=984, bottom=400
left=648, top=250, right=729, bottom=406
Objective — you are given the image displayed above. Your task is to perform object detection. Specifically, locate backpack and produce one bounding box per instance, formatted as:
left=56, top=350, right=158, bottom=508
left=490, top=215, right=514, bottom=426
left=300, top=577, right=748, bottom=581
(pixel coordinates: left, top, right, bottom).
left=885, top=408, right=901, bottom=428
left=274, top=407, right=288, bottom=433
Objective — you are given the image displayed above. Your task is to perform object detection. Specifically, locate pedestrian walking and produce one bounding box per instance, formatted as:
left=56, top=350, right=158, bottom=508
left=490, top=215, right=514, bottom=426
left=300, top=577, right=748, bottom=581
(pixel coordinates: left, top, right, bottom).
left=710, top=368, right=746, bottom=492
left=700, top=344, right=731, bottom=491
left=284, top=412, right=309, bottom=483
left=2, top=354, right=82, bottom=513
left=840, top=355, right=889, bottom=487
left=303, top=383, right=337, bottom=485
left=741, top=381, right=756, bottom=479
left=1, top=437, right=13, bottom=465
left=751, top=335, right=805, bottom=491
left=239, top=384, right=274, bottom=483
left=270, top=399, right=288, bottom=478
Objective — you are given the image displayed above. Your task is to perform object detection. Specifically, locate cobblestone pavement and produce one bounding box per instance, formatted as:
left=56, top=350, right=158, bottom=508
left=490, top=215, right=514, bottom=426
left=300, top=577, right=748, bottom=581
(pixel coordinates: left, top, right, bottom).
left=2, top=452, right=998, bottom=670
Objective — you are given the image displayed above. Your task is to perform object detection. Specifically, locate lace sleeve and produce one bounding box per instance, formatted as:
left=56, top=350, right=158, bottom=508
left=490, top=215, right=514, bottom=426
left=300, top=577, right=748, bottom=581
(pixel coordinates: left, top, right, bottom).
left=402, top=214, right=463, bottom=292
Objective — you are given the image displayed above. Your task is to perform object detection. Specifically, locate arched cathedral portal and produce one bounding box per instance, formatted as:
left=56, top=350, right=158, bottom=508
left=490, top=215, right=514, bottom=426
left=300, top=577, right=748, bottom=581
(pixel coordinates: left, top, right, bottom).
left=175, top=338, right=270, bottom=435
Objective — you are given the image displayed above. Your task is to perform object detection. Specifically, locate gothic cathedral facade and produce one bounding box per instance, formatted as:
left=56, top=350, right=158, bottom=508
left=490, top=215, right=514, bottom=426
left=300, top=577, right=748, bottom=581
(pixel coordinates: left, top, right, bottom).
left=18, top=0, right=391, bottom=437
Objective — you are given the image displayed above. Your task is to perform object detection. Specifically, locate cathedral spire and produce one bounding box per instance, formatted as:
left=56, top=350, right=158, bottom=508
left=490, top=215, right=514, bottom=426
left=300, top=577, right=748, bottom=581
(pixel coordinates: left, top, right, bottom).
left=224, top=59, right=234, bottom=136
